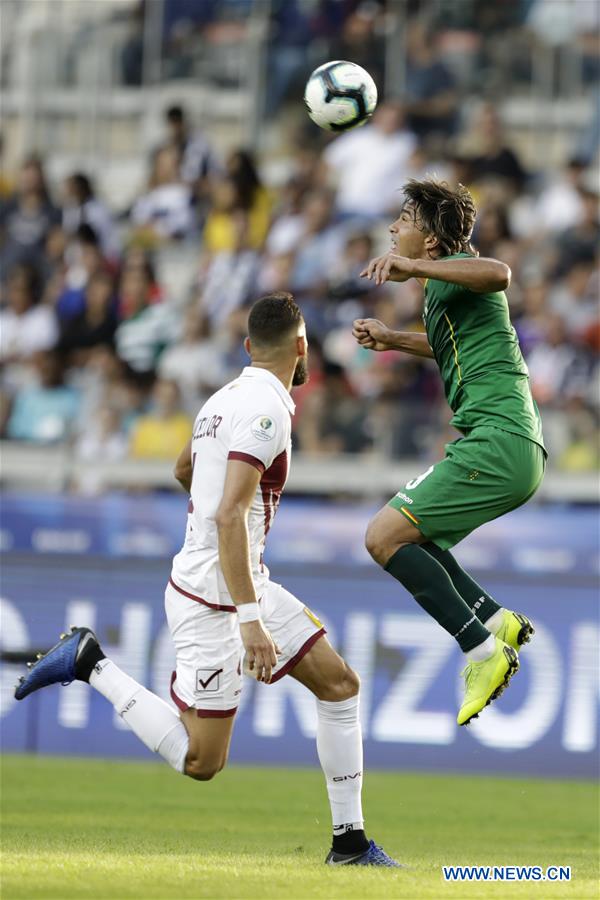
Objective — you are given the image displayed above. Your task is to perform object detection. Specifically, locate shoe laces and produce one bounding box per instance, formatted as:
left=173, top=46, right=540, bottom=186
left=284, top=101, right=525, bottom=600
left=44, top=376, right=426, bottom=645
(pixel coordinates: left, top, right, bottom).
left=367, top=841, right=396, bottom=865
left=460, top=662, right=475, bottom=687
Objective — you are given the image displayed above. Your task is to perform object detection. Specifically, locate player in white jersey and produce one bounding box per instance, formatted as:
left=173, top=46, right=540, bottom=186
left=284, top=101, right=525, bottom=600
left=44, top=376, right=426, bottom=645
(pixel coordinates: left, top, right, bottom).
left=15, top=293, right=399, bottom=867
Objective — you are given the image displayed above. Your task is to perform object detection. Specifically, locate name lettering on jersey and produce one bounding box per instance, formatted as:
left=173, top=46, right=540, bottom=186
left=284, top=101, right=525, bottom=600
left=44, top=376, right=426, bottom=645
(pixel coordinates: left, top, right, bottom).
left=194, top=414, right=222, bottom=440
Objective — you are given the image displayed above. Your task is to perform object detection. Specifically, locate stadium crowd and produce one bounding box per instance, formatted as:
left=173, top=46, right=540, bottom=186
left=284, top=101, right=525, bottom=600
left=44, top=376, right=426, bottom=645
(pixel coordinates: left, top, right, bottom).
left=0, top=7, right=598, bottom=482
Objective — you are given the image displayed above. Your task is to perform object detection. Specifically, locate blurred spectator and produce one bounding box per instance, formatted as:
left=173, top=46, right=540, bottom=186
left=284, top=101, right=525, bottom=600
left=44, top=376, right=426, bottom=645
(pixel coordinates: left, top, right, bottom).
left=472, top=204, right=512, bottom=258
left=534, top=158, right=587, bottom=233
left=327, top=231, right=375, bottom=303
left=0, top=156, right=60, bottom=273
left=265, top=0, right=314, bottom=116
left=323, top=102, right=418, bottom=218
left=115, top=264, right=178, bottom=374
left=130, top=379, right=193, bottom=460
left=58, top=271, right=117, bottom=360
left=199, top=218, right=261, bottom=327
left=0, top=136, right=14, bottom=200
left=526, top=313, right=580, bottom=406
left=120, top=0, right=145, bottom=86
left=548, top=260, right=598, bottom=340
left=39, top=225, right=68, bottom=288
left=74, top=403, right=129, bottom=494
left=404, top=20, right=458, bottom=139
left=465, top=103, right=527, bottom=192
left=0, top=264, right=58, bottom=363
left=204, top=150, right=271, bottom=252
left=131, top=147, right=195, bottom=242
left=6, top=350, right=80, bottom=442
left=120, top=249, right=164, bottom=307
left=158, top=307, right=228, bottom=411
left=552, top=187, right=600, bottom=276
left=71, top=345, right=130, bottom=432
left=558, top=404, right=600, bottom=472
left=61, top=173, right=119, bottom=260
left=56, top=225, right=108, bottom=322
left=294, top=360, right=372, bottom=455
left=328, top=6, right=386, bottom=92
left=76, top=406, right=128, bottom=465
left=290, top=191, right=346, bottom=301
left=160, top=105, right=220, bottom=192
left=227, top=150, right=272, bottom=236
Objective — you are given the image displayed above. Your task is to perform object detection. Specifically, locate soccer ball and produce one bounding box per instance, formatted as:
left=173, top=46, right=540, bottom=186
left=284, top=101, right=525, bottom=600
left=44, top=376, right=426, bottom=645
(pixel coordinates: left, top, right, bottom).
left=304, top=60, right=378, bottom=132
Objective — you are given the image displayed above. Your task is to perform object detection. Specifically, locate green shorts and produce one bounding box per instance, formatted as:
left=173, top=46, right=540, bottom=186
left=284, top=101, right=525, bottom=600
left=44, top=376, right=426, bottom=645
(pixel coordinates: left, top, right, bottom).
left=388, top=426, right=546, bottom=550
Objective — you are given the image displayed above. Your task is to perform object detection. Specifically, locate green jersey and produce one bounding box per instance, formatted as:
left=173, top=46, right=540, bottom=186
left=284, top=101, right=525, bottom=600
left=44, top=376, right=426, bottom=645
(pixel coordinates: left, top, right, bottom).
left=423, top=253, right=546, bottom=451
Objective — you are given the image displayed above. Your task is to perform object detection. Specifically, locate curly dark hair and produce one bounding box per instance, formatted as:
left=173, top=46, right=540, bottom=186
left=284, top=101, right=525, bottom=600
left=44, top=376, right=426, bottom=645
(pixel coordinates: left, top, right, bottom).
left=403, top=178, right=477, bottom=257
left=248, top=292, right=303, bottom=348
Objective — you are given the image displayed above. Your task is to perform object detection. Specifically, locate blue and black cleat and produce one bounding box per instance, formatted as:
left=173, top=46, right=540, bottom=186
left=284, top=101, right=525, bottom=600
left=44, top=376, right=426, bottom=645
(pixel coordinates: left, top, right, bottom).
left=14, top=627, right=100, bottom=701
left=325, top=840, right=402, bottom=867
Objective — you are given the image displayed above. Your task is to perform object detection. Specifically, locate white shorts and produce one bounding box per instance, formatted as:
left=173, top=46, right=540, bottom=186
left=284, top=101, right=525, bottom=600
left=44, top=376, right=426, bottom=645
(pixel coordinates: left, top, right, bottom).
left=165, top=578, right=326, bottom=718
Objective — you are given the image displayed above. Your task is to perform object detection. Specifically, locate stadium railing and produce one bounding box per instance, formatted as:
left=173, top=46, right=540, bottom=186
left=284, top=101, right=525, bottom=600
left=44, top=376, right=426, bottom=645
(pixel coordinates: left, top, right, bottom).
left=0, top=440, right=597, bottom=502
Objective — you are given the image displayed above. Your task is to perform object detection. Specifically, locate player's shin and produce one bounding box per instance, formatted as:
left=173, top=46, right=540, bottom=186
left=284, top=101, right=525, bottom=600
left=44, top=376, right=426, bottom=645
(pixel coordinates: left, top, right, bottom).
left=421, top=543, right=502, bottom=624
left=385, top=544, right=493, bottom=656
left=316, top=695, right=369, bottom=855
left=89, top=660, right=188, bottom=773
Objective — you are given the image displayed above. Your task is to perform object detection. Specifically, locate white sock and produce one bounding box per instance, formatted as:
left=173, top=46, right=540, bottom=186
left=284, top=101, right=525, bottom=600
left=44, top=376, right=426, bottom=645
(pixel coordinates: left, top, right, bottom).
left=466, top=633, right=497, bottom=663
left=316, top=695, right=364, bottom=834
left=484, top=608, right=506, bottom=634
left=89, top=659, right=189, bottom=773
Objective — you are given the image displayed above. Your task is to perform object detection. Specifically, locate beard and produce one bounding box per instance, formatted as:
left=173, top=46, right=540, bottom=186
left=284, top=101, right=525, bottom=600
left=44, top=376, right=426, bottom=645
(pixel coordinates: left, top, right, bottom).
left=292, top=356, right=309, bottom=386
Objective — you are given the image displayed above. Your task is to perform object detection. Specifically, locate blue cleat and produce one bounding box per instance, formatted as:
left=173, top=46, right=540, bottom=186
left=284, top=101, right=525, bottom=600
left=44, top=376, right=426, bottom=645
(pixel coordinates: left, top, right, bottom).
left=325, top=840, right=402, bottom=867
left=14, top=627, right=100, bottom=701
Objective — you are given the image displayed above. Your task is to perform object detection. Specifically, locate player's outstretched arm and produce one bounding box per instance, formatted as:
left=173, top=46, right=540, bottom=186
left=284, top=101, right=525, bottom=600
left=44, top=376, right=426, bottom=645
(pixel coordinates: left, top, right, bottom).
left=353, top=318, right=435, bottom=358
left=174, top=439, right=193, bottom=492
left=216, top=459, right=279, bottom=683
left=361, top=253, right=511, bottom=293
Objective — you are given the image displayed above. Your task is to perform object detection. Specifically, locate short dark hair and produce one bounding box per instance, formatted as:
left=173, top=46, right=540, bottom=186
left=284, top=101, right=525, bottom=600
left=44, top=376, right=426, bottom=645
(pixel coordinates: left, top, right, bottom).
left=70, top=172, right=94, bottom=202
left=248, top=292, right=303, bottom=347
left=403, top=177, right=477, bottom=256
left=166, top=105, right=185, bottom=123
left=76, top=223, right=100, bottom=247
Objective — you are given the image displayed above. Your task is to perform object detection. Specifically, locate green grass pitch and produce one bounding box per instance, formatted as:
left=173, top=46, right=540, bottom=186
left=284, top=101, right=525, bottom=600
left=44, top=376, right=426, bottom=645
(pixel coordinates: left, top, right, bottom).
left=1, top=754, right=597, bottom=899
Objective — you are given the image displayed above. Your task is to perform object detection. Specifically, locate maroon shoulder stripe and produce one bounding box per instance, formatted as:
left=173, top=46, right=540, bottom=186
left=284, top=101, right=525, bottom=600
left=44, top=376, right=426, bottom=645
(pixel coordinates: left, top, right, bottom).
left=228, top=451, right=265, bottom=473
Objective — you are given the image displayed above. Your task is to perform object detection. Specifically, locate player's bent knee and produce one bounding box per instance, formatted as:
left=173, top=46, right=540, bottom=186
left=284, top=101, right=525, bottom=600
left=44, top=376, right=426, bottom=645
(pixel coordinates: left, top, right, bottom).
left=316, top=663, right=360, bottom=702
left=185, top=756, right=225, bottom=782
left=342, top=664, right=360, bottom=698
left=365, top=521, right=389, bottom=566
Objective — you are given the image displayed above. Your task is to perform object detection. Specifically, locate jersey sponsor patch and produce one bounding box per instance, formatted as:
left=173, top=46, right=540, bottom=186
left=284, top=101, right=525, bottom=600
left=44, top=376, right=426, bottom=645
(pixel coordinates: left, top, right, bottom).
left=303, top=606, right=324, bottom=629
left=251, top=415, right=277, bottom=442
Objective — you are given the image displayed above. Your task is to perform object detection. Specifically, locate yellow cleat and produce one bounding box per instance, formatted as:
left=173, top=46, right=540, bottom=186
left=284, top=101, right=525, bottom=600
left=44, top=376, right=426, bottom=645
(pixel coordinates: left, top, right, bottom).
left=457, top=638, right=519, bottom=726
left=495, top=610, right=534, bottom=652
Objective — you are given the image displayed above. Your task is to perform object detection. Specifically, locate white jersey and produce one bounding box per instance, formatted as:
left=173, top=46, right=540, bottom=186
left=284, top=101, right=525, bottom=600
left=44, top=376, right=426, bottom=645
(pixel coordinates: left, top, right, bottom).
left=170, top=366, right=294, bottom=610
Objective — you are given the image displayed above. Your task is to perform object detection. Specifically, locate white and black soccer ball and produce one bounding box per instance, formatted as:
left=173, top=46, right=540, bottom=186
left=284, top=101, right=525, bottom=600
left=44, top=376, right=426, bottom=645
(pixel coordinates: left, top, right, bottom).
left=304, top=60, right=378, bottom=132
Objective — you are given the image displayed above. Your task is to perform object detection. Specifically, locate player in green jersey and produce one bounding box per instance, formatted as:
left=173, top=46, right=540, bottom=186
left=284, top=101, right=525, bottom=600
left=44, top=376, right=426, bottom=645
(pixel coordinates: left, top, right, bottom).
left=352, top=177, right=546, bottom=726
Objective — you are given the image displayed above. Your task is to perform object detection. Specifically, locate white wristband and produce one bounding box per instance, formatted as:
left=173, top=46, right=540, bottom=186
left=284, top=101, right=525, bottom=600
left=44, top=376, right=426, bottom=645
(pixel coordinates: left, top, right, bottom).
left=236, top=602, right=260, bottom=624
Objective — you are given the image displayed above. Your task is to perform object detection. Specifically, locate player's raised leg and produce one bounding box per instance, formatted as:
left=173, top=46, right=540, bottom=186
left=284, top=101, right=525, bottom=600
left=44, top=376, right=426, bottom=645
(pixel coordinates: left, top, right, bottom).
left=365, top=506, right=519, bottom=726
left=421, top=542, right=535, bottom=651
left=290, top=635, right=400, bottom=867
left=14, top=626, right=234, bottom=780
